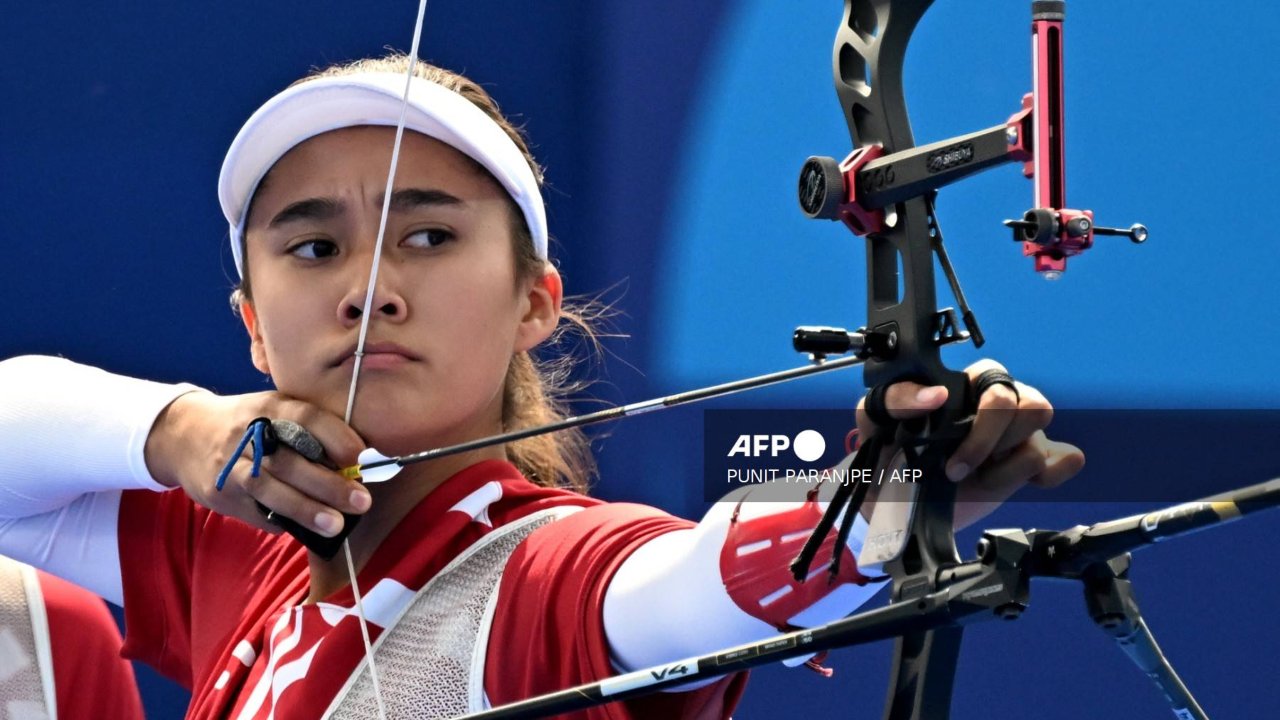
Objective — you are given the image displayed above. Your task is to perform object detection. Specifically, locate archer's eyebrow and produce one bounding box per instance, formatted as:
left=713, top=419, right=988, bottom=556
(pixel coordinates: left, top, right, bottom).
left=379, top=188, right=466, bottom=213
left=268, top=197, right=341, bottom=228
left=267, top=188, right=466, bottom=229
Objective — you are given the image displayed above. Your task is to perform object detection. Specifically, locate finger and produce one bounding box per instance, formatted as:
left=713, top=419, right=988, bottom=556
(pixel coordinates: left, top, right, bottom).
left=273, top=398, right=367, bottom=467
left=856, top=383, right=949, bottom=438
left=231, top=496, right=286, bottom=535
left=952, top=439, right=1050, bottom=529
left=262, top=449, right=372, bottom=515
left=988, top=381, right=1054, bottom=458
left=195, top=457, right=284, bottom=534
left=973, top=438, right=1050, bottom=497
left=946, top=370, right=1019, bottom=481
left=1027, top=439, right=1085, bottom=489
left=241, top=468, right=348, bottom=537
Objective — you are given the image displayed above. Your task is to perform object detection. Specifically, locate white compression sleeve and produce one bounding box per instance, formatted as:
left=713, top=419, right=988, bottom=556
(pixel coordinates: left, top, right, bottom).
left=0, top=355, right=199, bottom=602
left=0, top=492, right=126, bottom=604
left=603, top=484, right=885, bottom=682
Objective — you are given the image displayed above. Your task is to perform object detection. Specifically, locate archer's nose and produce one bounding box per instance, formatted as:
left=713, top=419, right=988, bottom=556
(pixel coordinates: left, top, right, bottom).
left=338, top=283, right=408, bottom=326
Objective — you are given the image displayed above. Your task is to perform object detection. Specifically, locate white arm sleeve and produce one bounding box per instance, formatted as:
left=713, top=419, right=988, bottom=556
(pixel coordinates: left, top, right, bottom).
left=603, top=483, right=885, bottom=681
left=0, top=355, right=199, bottom=603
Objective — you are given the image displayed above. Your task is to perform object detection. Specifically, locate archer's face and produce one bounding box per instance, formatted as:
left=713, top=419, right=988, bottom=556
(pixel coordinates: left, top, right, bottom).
left=241, top=126, right=557, bottom=454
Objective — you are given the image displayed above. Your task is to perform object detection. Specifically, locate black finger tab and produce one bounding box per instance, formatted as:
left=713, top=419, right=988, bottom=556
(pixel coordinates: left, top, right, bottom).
left=255, top=418, right=359, bottom=560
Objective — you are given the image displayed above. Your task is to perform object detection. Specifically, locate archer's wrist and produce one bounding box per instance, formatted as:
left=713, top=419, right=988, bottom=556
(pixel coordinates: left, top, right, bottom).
left=143, top=389, right=209, bottom=489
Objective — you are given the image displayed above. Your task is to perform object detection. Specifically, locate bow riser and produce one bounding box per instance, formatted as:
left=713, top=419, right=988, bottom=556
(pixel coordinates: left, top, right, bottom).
left=831, top=3, right=972, bottom=717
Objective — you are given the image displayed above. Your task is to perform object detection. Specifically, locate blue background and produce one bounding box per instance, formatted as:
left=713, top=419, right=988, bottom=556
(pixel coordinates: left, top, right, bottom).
left=4, top=1, right=1278, bottom=717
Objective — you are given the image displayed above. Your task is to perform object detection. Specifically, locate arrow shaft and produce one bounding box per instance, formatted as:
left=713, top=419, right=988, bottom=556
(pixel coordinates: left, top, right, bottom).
left=358, top=354, right=866, bottom=473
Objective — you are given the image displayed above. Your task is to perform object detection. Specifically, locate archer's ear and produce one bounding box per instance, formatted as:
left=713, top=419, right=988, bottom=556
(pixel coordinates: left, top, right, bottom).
left=239, top=301, right=272, bottom=375
left=514, top=264, right=563, bottom=352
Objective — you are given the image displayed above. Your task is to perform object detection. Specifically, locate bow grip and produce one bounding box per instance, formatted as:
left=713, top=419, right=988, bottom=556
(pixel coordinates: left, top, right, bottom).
left=865, top=367, right=974, bottom=463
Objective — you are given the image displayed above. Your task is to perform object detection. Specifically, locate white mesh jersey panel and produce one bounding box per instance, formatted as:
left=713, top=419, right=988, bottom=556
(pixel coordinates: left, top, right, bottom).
left=0, top=559, right=53, bottom=719
left=324, top=506, right=579, bottom=719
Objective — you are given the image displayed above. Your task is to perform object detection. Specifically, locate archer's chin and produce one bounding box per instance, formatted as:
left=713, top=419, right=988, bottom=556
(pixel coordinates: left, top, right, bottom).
left=347, top=410, right=440, bottom=457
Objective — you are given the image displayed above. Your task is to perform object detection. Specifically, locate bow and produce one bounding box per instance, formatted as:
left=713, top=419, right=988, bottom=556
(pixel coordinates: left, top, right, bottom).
left=790, top=0, right=1143, bottom=715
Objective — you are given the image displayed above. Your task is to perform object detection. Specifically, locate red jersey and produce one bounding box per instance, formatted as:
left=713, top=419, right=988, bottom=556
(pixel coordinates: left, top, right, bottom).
left=117, top=459, right=744, bottom=718
left=36, top=571, right=145, bottom=720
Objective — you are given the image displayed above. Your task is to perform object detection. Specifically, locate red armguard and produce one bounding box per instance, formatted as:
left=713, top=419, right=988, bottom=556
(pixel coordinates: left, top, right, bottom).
left=718, top=491, right=871, bottom=630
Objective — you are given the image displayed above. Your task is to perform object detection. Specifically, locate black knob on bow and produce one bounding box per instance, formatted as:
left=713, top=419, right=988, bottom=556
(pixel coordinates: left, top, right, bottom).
left=798, top=156, right=845, bottom=220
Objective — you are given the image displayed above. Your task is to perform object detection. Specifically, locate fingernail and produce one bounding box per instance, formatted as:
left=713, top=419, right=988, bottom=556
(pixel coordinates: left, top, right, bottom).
left=947, top=462, right=969, bottom=482
left=350, top=488, right=371, bottom=512
left=315, top=512, right=341, bottom=536
left=917, top=387, right=938, bottom=403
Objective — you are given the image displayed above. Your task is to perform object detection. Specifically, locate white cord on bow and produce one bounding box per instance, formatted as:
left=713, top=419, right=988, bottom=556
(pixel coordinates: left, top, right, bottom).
left=341, top=0, right=430, bottom=717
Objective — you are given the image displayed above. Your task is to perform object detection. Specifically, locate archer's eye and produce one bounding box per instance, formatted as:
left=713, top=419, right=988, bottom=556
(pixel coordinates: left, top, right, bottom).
left=288, top=239, right=339, bottom=259
left=404, top=228, right=455, bottom=249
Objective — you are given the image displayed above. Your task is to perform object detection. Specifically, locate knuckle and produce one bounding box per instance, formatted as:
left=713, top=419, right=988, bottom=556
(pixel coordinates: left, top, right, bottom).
left=269, top=453, right=317, bottom=492
left=272, top=454, right=344, bottom=503
left=220, top=422, right=245, bottom=449
left=260, top=456, right=293, bottom=489
left=1022, top=444, right=1049, bottom=476
left=289, top=401, right=320, bottom=426
left=966, top=358, right=1006, bottom=376
left=1013, top=384, right=1052, bottom=425
left=1020, top=392, right=1051, bottom=412
left=239, top=470, right=264, bottom=494
left=979, top=388, right=1018, bottom=411
left=248, top=391, right=276, bottom=415
left=200, top=493, right=228, bottom=515
left=1023, top=402, right=1053, bottom=429
left=273, top=396, right=313, bottom=424
left=315, top=474, right=351, bottom=506
left=1014, top=380, right=1044, bottom=401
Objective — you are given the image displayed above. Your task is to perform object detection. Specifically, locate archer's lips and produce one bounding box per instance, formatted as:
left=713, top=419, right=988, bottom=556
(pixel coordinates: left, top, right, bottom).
left=334, top=342, right=422, bottom=369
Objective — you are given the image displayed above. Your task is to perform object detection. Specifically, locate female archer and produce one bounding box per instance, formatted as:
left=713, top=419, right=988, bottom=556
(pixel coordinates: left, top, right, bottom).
left=0, top=55, right=1082, bottom=718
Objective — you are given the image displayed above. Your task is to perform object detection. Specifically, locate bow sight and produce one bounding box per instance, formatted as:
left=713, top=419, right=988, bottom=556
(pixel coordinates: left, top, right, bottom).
left=799, top=0, right=1147, bottom=281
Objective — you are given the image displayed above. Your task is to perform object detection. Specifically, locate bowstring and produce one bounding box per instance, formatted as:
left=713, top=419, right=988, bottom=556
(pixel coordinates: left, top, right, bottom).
left=341, top=0, right=430, bottom=716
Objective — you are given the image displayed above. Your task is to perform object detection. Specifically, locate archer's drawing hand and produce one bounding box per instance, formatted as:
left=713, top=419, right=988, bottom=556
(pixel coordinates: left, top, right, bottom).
left=143, top=391, right=372, bottom=536
left=855, top=359, right=1085, bottom=530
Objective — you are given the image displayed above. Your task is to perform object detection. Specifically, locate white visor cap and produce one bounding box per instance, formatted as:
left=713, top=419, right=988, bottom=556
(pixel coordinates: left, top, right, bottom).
left=218, top=72, right=548, bottom=277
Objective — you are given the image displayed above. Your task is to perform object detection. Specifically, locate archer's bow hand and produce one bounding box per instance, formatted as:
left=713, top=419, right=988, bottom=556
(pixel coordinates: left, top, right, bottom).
left=144, top=390, right=371, bottom=537
left=854, top=359, right=1084, bottom=530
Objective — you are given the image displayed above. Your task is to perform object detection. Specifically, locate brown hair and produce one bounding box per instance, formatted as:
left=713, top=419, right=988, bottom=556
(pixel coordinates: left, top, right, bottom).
left=233, top=54, right=600, bottom=493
